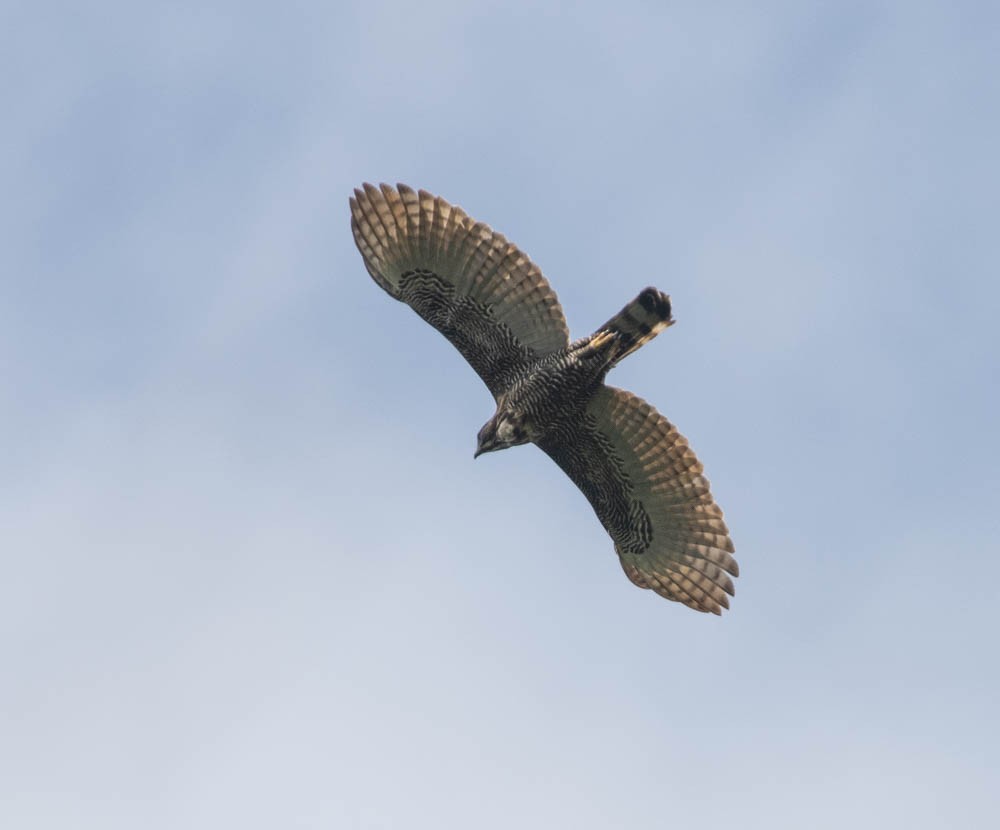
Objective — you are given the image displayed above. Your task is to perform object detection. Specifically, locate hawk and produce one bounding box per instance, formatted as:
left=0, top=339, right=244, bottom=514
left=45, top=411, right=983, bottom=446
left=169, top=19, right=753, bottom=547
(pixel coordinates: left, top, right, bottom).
left=350, top=184, right=738, bottom=614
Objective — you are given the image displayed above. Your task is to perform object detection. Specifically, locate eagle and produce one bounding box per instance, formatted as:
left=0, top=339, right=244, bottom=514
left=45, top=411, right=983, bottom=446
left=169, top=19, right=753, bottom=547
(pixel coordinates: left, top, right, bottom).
left=350, top=184, right=738, bottom=614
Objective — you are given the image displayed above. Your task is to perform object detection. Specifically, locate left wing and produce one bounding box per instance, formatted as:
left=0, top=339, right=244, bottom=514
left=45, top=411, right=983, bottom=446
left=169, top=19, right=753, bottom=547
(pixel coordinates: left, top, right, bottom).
left=350, top=183, right=570, bottom=398
left=537, top=385, right=738, bottom=614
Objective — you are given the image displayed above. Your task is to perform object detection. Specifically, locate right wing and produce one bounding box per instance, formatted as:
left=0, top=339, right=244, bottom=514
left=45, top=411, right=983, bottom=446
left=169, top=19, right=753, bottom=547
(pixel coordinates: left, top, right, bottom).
left=350, top=183, right=570, bottom=398
left=537, top=385, right=737, bottom=614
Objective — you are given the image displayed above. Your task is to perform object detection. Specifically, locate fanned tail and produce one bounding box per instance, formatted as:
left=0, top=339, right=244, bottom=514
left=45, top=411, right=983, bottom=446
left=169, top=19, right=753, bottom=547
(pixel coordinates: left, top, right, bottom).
left=590, top=287, right=674, bottom=367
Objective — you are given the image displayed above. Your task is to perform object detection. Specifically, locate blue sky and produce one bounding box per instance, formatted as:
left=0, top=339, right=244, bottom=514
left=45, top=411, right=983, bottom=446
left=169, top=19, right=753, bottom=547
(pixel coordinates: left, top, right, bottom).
left=4, top=2, right=999, bottom=827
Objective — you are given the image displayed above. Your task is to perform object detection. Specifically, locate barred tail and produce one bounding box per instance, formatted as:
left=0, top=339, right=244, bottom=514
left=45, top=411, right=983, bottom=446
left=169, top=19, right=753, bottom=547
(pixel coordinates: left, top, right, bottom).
left=590, top=287, right=674, bottom=366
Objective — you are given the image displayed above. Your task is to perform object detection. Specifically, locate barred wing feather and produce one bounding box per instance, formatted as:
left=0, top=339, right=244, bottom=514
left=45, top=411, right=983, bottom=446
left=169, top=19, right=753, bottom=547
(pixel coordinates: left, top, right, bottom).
left=539, top=386, right=738, bottom=614
left=350, top=183, right=570, bottom=397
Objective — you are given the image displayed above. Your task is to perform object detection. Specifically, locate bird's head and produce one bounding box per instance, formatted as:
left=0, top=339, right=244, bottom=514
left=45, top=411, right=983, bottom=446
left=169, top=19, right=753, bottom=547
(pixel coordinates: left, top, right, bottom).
left=475, top=411, right=529, bottom=458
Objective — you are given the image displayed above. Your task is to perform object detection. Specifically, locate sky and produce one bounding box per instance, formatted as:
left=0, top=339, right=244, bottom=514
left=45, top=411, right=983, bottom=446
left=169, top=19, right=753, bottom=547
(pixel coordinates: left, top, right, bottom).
left=3, top=1, right=999, bottom=827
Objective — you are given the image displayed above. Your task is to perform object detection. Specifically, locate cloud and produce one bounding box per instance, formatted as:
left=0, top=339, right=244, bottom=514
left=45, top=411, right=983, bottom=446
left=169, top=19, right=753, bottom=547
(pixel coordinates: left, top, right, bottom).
left=3, top=2, right=998, bottom=827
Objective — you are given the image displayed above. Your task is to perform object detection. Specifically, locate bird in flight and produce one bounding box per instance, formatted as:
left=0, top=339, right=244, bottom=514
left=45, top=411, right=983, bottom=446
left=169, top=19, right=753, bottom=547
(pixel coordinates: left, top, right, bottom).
left=350, top=184, right=737, bottom=614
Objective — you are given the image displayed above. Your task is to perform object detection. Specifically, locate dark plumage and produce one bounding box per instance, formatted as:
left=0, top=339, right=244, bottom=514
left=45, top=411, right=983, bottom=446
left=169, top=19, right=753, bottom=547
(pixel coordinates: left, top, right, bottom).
left=350, top=183, right=737, bottom=614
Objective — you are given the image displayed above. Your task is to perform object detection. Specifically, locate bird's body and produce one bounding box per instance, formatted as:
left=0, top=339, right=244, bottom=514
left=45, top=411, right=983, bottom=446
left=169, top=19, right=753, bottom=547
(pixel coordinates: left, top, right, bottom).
left=351, top=183, right=738, bottom=614
left=476, top=289, right=673, bottom=454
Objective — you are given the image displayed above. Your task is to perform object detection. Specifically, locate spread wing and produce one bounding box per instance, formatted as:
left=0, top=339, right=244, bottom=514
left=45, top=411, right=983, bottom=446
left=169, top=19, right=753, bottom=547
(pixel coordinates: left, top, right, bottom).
left=537, top=385, right=738, bottom=614
left=350, top=183, right=570, bottom=397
